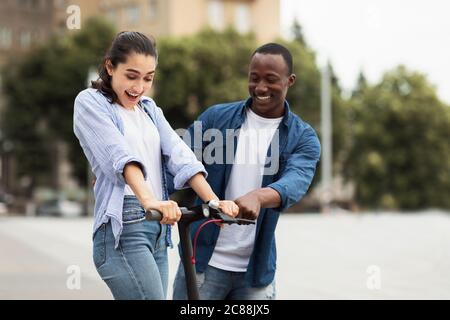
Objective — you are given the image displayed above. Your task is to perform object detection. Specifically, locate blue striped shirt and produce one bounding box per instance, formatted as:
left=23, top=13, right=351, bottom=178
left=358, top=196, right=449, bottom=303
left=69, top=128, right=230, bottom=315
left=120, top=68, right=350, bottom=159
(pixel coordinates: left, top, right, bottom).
left=73, top=88, right=206, bottom=248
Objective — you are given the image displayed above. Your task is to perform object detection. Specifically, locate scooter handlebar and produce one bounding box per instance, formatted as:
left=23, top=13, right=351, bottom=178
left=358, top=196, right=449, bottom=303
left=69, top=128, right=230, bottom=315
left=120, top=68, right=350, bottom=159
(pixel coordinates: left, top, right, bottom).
left=145, top=204, right=255, bottom=225
left=145, top=205, right=210, bottom=222
left=145, top=209, right=164, bottom=221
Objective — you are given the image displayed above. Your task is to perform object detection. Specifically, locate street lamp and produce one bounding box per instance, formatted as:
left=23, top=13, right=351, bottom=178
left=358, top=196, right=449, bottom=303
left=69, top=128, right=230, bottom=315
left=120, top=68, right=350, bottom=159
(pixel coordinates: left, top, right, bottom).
left=0, top=130, right=3, bottom=188
left=320, top=60, right=333, bottom=212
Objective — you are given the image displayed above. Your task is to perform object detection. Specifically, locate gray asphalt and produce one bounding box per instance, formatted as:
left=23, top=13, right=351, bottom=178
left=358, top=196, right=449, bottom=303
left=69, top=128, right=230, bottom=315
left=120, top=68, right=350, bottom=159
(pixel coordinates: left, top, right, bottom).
left=1, top=211, right=449, bottom=299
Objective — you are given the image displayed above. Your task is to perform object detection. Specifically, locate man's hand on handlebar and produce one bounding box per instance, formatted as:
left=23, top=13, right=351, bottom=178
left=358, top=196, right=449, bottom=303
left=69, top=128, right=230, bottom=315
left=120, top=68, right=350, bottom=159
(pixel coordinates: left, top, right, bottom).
left=144, top=200, right=182, bottom=225
left=234, top=193, right=261, bottom=220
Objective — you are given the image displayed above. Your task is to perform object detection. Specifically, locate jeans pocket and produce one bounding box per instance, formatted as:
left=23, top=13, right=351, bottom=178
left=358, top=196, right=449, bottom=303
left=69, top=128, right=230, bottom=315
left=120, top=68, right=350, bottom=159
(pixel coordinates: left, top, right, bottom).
left=155, top=223, right=166, bottom=251
left=93, top=224, right=106, bottom=269
left=122, top=216, right=146, bottom=225
left=122, top=197, right=145, bottom=223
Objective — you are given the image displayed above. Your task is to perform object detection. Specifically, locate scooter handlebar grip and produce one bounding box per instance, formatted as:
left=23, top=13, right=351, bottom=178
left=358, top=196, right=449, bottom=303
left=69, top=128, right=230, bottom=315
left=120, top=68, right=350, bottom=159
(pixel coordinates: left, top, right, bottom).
left=145, top=210, right=162, bottom=221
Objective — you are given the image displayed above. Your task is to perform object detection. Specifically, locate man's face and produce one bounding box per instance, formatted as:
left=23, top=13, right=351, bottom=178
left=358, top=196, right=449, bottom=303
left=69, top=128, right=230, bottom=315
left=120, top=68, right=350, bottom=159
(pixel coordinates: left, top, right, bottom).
left=248, top=53, right=296, bottom=118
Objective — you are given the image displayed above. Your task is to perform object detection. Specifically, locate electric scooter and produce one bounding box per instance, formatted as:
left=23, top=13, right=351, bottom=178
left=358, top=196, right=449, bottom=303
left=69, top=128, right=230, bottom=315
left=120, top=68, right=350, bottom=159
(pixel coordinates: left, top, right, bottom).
left=146, top=204, right=255, bottom=300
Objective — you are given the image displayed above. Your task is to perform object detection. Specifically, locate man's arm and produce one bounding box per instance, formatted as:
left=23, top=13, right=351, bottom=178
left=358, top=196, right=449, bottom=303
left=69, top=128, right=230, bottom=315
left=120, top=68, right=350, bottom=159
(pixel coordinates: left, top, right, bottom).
left=238, top=126, right=321, bottom=220
left=268, top=126, right=321, bottom=212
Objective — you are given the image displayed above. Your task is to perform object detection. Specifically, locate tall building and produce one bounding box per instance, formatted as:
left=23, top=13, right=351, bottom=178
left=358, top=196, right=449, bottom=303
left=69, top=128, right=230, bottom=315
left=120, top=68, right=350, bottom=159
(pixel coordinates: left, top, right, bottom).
left=0, top=0, right=101, bottom=66
left=0, top=0, right=280, bottom=74
left=0, top=0, right=53, bottom=66
left=99, top=0, right=280, bottom=44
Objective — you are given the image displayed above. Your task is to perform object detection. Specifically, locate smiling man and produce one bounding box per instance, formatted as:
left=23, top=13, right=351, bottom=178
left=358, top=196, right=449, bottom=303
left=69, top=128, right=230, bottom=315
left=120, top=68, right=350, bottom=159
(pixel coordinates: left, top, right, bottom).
left=172, top=43, right=321, bottom=300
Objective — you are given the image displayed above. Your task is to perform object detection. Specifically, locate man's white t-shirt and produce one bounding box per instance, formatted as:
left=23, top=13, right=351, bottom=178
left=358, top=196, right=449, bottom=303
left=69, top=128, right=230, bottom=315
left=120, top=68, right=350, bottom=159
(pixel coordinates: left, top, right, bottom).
left=208, top=107, right=282, bottom=272
left=116, top=104, right=163, bottom=201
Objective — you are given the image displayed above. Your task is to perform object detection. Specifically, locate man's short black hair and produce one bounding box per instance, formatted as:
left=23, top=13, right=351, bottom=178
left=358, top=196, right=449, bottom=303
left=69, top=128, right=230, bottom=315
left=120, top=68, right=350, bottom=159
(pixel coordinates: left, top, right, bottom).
left=252, top=43, right=293, bottom=75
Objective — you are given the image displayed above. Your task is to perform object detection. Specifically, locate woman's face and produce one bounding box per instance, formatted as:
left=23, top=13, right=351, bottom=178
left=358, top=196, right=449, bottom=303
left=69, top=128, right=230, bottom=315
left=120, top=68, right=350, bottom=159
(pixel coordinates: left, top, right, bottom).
left=106, top=52, right=156, bottom=109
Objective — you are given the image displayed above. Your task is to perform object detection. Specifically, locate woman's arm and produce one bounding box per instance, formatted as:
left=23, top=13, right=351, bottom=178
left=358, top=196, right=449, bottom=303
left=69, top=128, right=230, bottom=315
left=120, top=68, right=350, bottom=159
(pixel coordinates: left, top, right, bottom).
left=74, top=90, right=147, bottom=185
left=188, top=173, right=239, bottom=217
left=123, top=162, right=181, bottom=225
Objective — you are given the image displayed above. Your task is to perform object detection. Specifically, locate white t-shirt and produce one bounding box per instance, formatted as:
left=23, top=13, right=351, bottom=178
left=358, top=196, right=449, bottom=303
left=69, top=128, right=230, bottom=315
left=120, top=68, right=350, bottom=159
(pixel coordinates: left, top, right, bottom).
left=116, top=104, right=163, bottom=201
left=208, top=107, right=282, bottom=272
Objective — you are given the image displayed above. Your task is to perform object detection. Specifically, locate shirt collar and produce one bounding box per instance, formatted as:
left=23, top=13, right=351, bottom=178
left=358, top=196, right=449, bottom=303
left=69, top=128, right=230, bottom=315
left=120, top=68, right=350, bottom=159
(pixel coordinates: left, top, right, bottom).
left=241, top=97, right=291, bottom=126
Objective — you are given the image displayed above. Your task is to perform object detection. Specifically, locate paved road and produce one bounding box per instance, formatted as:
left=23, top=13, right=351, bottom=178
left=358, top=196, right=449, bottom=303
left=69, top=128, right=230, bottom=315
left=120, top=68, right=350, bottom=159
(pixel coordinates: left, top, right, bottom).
left=1, top=211, right=449, bottom=299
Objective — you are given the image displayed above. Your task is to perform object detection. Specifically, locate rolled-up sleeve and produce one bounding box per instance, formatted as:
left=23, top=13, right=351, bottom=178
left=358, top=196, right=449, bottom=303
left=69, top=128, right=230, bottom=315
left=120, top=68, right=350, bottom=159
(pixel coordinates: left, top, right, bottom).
left=268, top=126, right=321, bottom=211
left=153, top=105, right=207, bottom=190
left=73, top=90, right=147, bottom=185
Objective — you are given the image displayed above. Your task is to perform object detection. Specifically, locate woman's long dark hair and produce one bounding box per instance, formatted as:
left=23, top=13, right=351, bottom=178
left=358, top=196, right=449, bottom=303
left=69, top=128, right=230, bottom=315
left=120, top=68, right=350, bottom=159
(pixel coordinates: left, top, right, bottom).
left=91, top=31, right=158, bottom=103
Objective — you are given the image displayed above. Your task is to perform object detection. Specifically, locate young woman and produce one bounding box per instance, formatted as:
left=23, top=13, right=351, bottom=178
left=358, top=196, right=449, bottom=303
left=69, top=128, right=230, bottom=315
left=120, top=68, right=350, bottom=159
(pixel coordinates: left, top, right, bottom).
left=73, top=31, right=238, bottom=300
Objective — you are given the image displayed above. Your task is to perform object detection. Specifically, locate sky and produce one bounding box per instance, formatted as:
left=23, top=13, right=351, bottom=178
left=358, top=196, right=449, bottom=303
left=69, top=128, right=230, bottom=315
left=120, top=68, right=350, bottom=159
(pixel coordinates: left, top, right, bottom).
left=280, top=0, right=450, bottom=104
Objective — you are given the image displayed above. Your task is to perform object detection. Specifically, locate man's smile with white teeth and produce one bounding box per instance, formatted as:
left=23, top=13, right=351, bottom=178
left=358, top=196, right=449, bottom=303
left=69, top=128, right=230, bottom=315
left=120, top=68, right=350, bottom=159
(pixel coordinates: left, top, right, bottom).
left=256, top=95, right=271, bottom=101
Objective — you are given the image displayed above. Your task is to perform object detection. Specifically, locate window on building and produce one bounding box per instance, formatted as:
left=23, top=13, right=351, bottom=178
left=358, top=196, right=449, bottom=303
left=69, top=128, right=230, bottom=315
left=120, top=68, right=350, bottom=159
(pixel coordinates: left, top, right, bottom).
left=208, top=0, right=225, bottom=31
left=54, top=0, right=67, bottom=9
left=127, top=5, right=140, bottom=24
left=20, top=31, right=32, bottom=49
left=0, top=28, right=12, bottom=50
left=148, top=0, right=158, bottom=20
left=38, top=0, right=47, bottom=10
left=31, top=0, right=40, bottom=10
left=107, top=9, right=117, bottom=22
left=235, top=3, right=251, bottom=34
left=18, top=0, right=30, bottom=10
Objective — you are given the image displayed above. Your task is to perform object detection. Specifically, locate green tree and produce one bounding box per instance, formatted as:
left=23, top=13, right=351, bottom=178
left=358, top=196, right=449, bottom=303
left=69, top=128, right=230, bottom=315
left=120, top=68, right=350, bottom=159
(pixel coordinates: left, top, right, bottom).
left=155, top=28, right=255, bottom=128
left=1, top=18, right=115, bottom=192
left=352, top=71, right=368, bottom=98
left=2, top=20, right=355, bottom=209
left=281, top=40, right=351, bottom=187
left=292, top=19, right=307, bottom=47
left=344, top=66, right=450, bottom=209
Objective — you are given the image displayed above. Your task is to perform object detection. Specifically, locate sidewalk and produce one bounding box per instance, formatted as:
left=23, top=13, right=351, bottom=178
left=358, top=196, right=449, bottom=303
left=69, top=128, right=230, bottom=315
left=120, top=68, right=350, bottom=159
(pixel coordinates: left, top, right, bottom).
left=1, top=211, right=449, bottom=299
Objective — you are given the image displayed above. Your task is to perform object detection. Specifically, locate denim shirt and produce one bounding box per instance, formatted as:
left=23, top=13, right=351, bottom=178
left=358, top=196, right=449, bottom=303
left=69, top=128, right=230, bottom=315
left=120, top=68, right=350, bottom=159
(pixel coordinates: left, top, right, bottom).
left=73, top=88, right=207, bottom=249
left=169, top=98, right=321, bottom=287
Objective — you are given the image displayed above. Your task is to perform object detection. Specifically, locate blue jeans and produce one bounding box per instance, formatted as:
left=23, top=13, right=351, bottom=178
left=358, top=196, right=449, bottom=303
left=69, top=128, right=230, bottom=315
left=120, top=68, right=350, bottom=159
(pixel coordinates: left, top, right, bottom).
left=93, top=196, right=168, bottom=300
left=172, top=262, right=276, bottom=300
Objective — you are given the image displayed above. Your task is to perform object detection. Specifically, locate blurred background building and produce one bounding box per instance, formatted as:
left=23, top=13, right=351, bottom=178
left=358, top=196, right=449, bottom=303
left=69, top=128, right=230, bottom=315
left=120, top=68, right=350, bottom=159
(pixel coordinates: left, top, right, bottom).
left=98, top=0, right=279, bottom=43
left=0, top=0, right=279, bottom=63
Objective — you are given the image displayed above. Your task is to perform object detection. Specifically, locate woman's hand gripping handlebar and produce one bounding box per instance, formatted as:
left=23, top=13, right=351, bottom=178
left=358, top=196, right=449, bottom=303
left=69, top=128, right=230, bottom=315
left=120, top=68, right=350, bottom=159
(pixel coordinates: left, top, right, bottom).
left=145, top=202, right=255, bottom=225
